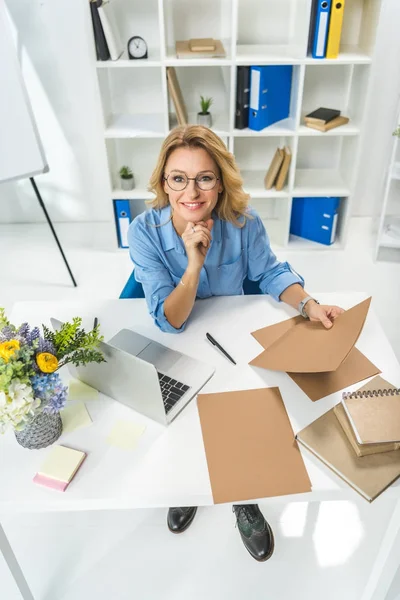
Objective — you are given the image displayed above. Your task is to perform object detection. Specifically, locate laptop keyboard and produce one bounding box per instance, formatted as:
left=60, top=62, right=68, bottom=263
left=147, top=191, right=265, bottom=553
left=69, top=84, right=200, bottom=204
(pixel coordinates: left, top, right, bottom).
left=158, top=372, right=190, bottom=414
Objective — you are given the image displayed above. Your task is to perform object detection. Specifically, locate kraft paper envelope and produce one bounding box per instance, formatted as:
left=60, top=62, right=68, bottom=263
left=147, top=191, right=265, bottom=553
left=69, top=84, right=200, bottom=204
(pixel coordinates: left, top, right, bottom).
left=250, top=297, right=372, bottom=373
left=197, top=387, right=311, bottom=504
left=249, top=298, right=380, bottom=401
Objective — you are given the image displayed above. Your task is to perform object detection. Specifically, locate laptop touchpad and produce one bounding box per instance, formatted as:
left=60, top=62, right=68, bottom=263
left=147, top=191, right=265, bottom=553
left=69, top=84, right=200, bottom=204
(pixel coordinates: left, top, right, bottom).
left=137, top=343, right=182, bottom=372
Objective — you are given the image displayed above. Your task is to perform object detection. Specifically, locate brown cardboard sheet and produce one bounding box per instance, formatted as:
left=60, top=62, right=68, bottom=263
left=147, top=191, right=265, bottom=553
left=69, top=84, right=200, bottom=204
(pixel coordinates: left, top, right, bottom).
left=250, top=297, right=371, bottom=373
left=197, top=387, right=311, bottom=504
left=287, top=348, right=381, bottom=402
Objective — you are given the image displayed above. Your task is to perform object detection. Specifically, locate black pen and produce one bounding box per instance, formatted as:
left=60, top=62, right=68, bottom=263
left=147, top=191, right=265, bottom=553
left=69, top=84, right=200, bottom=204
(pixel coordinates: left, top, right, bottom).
left=93, top=317, right=98, bottom=329
left=206, top=332, right=236, bottom=365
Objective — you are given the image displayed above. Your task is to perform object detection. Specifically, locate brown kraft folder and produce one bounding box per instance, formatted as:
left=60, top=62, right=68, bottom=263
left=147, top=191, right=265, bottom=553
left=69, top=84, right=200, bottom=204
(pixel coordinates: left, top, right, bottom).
left=166, top=67, right=188, bottom=126
left=264, top=148, right=284, bottom=189
left=334, top=403, right=400, bottom=457
left=197, top=387, right=311, bottom=504
left=249, top=297, right=380, bottom=401
left=296, top=407, right=400, bottom=502
left=341, top=376, right=400, bottom=444
left=275, top=146, right=291, bottom=191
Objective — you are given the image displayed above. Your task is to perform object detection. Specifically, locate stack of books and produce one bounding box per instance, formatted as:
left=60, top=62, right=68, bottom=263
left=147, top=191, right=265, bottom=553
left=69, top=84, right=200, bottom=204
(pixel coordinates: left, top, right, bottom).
left=90, top=0, right=124, bottom=61
left=175, top=38, right=226, bottom=59
left=264, top=147, right=291, bottom=191
left=296, top=376, right=400, bottom=502
left=304, top=107, right=349, bottom=132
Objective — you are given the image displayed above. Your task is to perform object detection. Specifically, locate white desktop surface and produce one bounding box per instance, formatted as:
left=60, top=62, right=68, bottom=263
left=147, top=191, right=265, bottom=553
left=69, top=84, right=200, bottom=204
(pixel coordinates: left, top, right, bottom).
left=1, top=292, right=400, bottom=514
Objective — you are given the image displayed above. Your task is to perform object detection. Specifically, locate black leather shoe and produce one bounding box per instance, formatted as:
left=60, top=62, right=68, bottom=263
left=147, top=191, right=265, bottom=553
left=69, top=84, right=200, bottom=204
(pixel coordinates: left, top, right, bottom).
left=167, top=506, right=197, bottom=533
left=233, top=504, right=274, bottom=561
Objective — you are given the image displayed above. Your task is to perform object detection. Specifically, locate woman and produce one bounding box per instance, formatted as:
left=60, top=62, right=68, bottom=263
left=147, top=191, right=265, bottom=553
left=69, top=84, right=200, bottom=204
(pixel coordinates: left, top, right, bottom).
left=128, top=125, right=343, bottom=562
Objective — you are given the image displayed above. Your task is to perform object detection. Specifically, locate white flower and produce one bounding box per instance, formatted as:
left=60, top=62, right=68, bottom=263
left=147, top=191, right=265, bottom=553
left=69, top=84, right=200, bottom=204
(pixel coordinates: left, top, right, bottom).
left=0, top=379, right=41, bottom=434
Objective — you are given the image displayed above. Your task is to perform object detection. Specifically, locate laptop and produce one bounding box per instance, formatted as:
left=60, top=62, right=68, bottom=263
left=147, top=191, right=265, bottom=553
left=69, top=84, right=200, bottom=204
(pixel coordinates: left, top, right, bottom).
left=51, top=319, right=215, bottom=426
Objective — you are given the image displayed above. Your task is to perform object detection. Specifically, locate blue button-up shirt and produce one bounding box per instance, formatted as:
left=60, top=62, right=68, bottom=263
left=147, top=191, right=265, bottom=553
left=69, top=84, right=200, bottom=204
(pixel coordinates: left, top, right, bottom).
left=128, top=205, right=304, bottom=333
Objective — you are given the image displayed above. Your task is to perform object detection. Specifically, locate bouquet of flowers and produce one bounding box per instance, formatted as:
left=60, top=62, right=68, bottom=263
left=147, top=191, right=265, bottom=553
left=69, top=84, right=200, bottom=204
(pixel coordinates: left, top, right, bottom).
left=0, top=308, right=105, bottom=436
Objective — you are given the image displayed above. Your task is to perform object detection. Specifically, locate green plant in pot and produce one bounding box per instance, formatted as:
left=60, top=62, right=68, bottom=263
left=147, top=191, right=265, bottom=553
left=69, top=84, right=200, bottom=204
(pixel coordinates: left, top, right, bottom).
left=197, top=96, right=213, bottom=128
left=119, top=165, right=135, bottom=191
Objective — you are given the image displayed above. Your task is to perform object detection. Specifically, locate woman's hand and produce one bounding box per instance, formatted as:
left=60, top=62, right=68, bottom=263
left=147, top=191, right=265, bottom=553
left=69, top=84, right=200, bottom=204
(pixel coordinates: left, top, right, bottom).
left=182, top=219, right=213, bottom=271
left=305, top=301, right=344, bottom=329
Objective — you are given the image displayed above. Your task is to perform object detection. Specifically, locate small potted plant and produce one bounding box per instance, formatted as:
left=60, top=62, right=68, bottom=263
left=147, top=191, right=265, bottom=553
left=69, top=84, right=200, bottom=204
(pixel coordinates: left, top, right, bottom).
left=119, top=165, right=135, bottom=191
left=197, top=95, right=213, bottom=128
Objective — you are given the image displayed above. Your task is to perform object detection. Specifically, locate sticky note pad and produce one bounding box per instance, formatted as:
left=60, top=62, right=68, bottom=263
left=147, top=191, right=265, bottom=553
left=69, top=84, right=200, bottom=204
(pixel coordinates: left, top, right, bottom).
left=34, top=445, right=86, bottom=491
left=61, top=402, right=92, bottom=434
left=106, top=420, right=146, bottom=450
left=68, top=379, right=99, bottom=402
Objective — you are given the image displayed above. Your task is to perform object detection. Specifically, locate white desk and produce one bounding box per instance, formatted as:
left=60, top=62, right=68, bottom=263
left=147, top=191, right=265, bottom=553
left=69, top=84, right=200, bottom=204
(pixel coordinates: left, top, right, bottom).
left=1, top=293, right=400, bottom=600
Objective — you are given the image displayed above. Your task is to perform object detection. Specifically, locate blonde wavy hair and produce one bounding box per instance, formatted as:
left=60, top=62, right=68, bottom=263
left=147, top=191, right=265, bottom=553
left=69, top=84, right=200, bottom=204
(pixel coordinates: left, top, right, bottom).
left=147, top=125, right=250, bottom=227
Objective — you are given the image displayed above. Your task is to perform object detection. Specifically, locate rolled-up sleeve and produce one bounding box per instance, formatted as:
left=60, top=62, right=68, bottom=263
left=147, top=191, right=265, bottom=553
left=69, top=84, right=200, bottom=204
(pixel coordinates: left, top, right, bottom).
left=128, top=222, right=186, bottom=333
left=246, top=211, right=304, bottom=302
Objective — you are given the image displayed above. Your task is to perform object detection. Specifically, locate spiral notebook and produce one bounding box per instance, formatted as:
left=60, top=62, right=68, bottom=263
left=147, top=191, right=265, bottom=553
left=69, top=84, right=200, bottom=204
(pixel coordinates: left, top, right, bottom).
left=341, top=376, right=400, bottom=444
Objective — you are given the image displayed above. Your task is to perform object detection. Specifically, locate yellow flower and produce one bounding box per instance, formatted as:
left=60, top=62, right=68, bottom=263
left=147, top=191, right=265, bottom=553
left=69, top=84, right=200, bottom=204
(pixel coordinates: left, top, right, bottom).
left=36, top=352, right=59, bottom=373
left=0, top=340, right=20, bottom=362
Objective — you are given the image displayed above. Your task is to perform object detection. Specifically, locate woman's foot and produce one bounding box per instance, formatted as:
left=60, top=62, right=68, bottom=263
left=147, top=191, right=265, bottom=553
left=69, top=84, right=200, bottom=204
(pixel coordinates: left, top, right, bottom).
left=167, top=506, right=198, bottom=533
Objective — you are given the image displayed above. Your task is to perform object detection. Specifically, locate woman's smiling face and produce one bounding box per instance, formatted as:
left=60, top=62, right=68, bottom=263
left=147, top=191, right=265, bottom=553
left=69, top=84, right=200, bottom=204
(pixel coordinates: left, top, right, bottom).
left=163, top=147, right=223, bottom=227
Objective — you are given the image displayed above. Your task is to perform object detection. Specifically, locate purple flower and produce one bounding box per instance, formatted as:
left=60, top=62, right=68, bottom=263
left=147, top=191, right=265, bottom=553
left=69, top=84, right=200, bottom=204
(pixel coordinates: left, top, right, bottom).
left=17, top=323, right=30, bottom=341
left=29, top=327, right=40, bottom=345
left=37, top=337, right=56, bottom=355
left=0, top=326, right=15, bottom=341
left=31, top=373, right=68, bottom=414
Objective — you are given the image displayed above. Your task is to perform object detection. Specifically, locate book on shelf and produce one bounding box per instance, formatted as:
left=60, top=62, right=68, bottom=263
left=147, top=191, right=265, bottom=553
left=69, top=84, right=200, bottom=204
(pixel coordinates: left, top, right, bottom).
left=175, top=39, right=226, bottom=59
left=97, top=0, right=124, bottom=61
left=341, top=375, right=400, bottom=444
left=90, top=0, right=110, bottom=61
left=334, top=403, right=400, bottom=457
left=296, top=407, right=400, bottom=503
left=166, top=67, right=188, bottom=126
left=305, top=107, right=341, bottom=124
left=264, top=148, right=284, bottom=190
left=189, top=38, right=216, bottom=52
left=275, top=146, right=291, bottom=191
left=305, top=116, right=349, bottom=132
left=235, top=66, right=250, bottom=130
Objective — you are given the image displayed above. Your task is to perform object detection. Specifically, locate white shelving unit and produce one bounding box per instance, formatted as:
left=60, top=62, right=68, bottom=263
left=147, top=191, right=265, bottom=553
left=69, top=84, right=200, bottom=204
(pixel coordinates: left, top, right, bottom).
left=375, top=98, right=400, bottom=262
left=89, top=0, right=383, bottom=249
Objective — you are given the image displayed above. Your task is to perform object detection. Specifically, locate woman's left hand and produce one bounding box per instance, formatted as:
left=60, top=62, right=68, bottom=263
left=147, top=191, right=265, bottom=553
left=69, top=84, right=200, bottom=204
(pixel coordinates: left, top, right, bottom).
left=305, top=301, right=344, bottom=329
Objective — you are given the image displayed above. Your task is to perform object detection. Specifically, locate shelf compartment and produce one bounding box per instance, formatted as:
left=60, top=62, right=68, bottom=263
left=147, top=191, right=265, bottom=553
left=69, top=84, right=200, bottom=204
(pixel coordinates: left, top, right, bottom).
left=294, top=136, right=358, bottom=195
left=98, top=68, right=166, bottom=137
left=164, top=0, right=233, bottom=61
left=104, top=114, right=165, bottom=138
left=236, top=0, right=310, bottom=62
left=106, top=138, right=163, bottom=194
left=250, top=197, right=292, bottom=248
left=234, top=137, right=295, bottom=197
left=167, top=66, right=230, bottom=134
left=306, top=0, right=381, bottom=61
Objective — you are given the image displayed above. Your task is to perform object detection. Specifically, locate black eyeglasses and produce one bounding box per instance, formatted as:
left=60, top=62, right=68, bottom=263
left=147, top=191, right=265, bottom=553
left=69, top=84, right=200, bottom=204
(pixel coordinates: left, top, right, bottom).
left=163, top=170, right=220, bottom=191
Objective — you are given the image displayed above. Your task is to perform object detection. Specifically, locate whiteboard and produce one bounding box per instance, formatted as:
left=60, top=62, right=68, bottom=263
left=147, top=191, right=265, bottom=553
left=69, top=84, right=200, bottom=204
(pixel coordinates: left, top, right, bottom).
left=0, top=1, right=48, bottom=184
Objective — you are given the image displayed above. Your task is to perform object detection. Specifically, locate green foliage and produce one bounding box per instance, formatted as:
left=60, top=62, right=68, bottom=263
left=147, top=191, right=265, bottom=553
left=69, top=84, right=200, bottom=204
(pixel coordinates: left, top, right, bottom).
left=393, top=126, right=400, bottom=137
left=0, top=345, right=35, bottom=392
left=199, top=95, right=213, bottom=114
left=42, top=318, right=105, bottom=368
left=119, top=165, right=133, bottom=179
left=0, top=308, right=10, bottom=331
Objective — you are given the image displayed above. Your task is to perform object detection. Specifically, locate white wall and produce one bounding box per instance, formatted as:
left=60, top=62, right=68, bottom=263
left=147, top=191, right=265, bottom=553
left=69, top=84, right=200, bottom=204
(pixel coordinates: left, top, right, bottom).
left=0, top=0, right=112, bottom=226
left=0, top=0, right=398, bottom=223
left=353, top=0, right=400, bottom=216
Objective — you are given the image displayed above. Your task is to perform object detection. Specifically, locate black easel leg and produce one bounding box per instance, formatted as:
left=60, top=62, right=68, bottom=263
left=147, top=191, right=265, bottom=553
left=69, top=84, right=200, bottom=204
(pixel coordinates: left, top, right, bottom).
left=30, top=177, right=77, bottom=287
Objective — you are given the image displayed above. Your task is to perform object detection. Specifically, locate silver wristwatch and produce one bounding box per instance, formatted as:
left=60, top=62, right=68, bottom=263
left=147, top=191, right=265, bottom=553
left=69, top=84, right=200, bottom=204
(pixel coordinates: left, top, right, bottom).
left=298, top=296, right=319, bottom=319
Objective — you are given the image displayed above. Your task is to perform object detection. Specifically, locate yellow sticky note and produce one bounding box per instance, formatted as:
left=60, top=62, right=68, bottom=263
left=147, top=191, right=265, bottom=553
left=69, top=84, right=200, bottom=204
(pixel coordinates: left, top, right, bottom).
left=61, top=402, right=92, bottom=434
left=68, top=379, right=99, bottom=402
left=106, top=420, right=146, bottom=450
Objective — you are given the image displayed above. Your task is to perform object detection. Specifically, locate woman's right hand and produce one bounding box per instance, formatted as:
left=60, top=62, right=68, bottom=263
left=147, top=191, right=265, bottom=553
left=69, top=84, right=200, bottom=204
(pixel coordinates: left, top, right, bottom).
left=181, top=219, right=213, bottom=272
